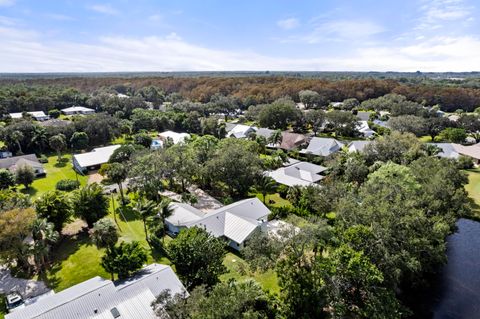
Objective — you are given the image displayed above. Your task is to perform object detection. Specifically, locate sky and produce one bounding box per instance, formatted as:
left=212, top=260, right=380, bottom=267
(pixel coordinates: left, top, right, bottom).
left=0, top=0, right=479, bottom=72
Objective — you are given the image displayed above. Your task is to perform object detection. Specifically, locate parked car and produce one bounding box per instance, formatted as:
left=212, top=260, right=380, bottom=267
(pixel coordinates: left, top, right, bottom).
left=6, top=292, right=25, bottom=312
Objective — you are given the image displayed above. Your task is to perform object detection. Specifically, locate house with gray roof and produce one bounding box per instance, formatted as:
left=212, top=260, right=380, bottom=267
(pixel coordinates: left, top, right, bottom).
left=280, top=132, right=307, bottom=150
left=268, top=161, right=327, bottom=187
left=226, top=124, right=257, bottom=139
left=0, top=154, right=45, bottom=176
left=9, top=111, right=49, bottom=121
left=6, top=264, right=186, bottom=319
left=61, top=106, right=95, bottom=115
left=348, top=141, right=372, bottom=153
left=166, top=197, right=270, bottom=250
left=73, top=145, right=121, bottom=172
left=300, top=137, right=344, bottom=157
left=255, top=128, right=275, bottom=140
left=428, top=143, right=460, bottom=159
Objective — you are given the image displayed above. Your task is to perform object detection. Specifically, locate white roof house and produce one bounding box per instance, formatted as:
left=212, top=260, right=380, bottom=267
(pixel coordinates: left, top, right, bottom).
left=158, top=131, right=190, bottom=145
left=73, top=145, right=121, bottom=172
left=268, top=161, right=327, bottom=187
left=357, top=121, right=376, bottom=138
left=166, top=198, right=270, bottom=250
left=428, top=143, right=460, bottom=159
left=348, top=141, right=372, bottom=153
left=300, top=137, right=344, bottom=157
left=6, top=264, right=186, bottom=319
left=9, top=111, right=49, bottom=121
left=61, top=106, right=95, bottom=115
left=226, top=124, right=257, bottom=139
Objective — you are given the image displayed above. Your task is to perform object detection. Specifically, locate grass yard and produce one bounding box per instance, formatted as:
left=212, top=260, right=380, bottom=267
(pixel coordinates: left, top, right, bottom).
left=419, top=135, right=433, bottom=142
left=19, top=154, right=88, bottom=199
left=252, top=192, right=293, bottom=208
left=221, top=252, right=279, bottom=294
left=0, top=295, right=5, bottom=319
left=465, top=168, right=480, bottom=219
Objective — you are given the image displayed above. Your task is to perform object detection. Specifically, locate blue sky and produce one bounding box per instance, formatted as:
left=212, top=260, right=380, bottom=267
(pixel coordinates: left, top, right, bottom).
left=0, top=0, right=479, bottom=72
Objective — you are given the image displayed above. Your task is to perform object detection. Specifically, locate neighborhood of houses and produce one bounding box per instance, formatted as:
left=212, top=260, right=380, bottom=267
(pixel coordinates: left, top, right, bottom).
left=4, top=103, right=480, bottom=318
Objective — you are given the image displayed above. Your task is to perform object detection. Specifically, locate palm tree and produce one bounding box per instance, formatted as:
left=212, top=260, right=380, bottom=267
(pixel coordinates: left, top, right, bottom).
left=11, top=130, right=24, bottom=154
left=251, top=175, right=277, bottom=204
left=156, top=198, right=173, bottom=243
left=268, top=130, right=283, bottom=147
left=133, top=198, right=157, bottom=244
left=29, top=126, right=48, bottom=153
left=31, top=218, right=59, bottom=272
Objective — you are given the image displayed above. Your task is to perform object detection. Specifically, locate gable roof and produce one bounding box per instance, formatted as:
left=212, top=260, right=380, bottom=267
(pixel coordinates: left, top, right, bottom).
left=453, top=143, right=480, bottom=160
left=280, top=132, right=306, bottom=150
left=226, top=124, right=256, bottom=139
left=9, top=111, right=48, bottom=119
left=158, top=131, right=190, bottom=144
left=0, top=154, right=42, bottom=170
left=348, top=140, right=372, bottom=153
left=428, top=143, right=460, bottom=159
left=255, top=128, right=275, bottom=139
left=300, top=137, right=344, bottom=156
left=61, top=106, right=95, bottom=113
left=356, top=111, right=372, bottom=121
left=358, top=121, right=376, bottom=137
left=166, top=202, right=205, bottom=226
left=209, top=197, right=270, bottom=222
left=73, top=145, right=121, bottom=169
left=6, top=264, right=185, bottom=319
left=268, top=161, right=326, bottom=187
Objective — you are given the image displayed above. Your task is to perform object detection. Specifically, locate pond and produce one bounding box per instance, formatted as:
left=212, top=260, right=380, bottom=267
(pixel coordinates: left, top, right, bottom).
left=427, top=218, right=480, bottom=318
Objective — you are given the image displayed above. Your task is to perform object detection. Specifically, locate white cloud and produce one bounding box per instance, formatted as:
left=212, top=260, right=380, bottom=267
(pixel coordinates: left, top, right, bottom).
left=416, top=0, right=473, bottom=31
left=88, top=4, right=119, bottom=16
left=277, top=18, right=299, bottom=30
left=0, top=22, right=479, bottom=72
left=0, top=0, right=15, bottom=7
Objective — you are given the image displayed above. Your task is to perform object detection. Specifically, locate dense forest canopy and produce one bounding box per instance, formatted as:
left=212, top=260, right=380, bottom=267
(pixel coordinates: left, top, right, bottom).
left=1, top=75, right=480, bottom=113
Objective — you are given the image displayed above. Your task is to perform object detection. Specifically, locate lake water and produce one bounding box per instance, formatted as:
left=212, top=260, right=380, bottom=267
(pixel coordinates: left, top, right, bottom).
left=428, top=218, right=480, bottom=318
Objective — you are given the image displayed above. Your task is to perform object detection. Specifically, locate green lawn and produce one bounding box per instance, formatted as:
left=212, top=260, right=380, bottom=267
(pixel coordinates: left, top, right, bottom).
left=252, top=192, right=292, bottom=208
left=0, top=295, right=5, bottom=319
left=465, top=168, right=480, bottom=219
left=419, top=135, right=433, bottom=142
left=221, top=252, right=279, bottom=294
left=19, top=154, right=88, bottom=199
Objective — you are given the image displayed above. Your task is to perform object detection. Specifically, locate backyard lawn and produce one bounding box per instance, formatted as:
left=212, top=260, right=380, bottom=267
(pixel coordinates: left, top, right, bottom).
left=465, top=168, right=480, bottom=219
left=19, top=154, right=88, bottom=199
left=253, top=192, right=292, bottom=208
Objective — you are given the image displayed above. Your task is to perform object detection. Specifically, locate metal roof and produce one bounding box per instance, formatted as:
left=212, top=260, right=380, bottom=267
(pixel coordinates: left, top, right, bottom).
left=9, top=111, right=48, bottom=119
left=268, top=161, right=325, bottom=187
left=210, top=197, right=270, bottom=222
left=158, top=131, right=190, bottom=144
left=6, top=264, right=185, bottom=319
left=300, top=137, right=344, bottom=156
left=73, top=145, right=120, bottom=169
left=165, top=203, right=205, bottom=227
left=61, top=106, right=95, bottom=113
left=348, top=140, right=372, bottom=153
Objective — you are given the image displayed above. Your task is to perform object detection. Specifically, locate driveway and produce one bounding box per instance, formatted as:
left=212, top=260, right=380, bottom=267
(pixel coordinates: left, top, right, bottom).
left=0, top=266, right=50, bottom=299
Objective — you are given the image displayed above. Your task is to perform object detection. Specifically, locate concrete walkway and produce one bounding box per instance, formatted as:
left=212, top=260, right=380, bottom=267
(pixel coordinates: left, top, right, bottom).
left=0, top=266, right=50, bottom=299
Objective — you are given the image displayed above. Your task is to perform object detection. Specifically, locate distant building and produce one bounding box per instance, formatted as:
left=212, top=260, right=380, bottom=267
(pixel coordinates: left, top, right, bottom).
left=226, top=124, right=257, bottom=139
left=158, top=131, right=191, bottom=145
left=9, top=111, right=49, bottom=121
left=300, top=137, right=344, bottom=157
left=357, top=121, right=376, bottom=138
left=5, top=264, right=186, bottom=319
left=268, top=161, right=327, bottom=187
left=280, top=132, right=307, bottom=150
left=61, top=106, right=95, bottom=115
left=348, top=141, right=372, bottom=153
left=73, top=145, right=121, bottom=172
left=0, top=150, right=13, bottom=159
left=0, top=154, right=45, bottom=176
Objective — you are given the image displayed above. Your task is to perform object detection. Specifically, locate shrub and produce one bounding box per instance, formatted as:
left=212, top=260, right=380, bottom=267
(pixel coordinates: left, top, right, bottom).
left=48, top=109, right=61, bottom=119
left=457, top=155, right=474, bottom=169
left=56, top=179, right=80, bottom=191
left=277, top=184, right=289, bottom=198
left=38, top=155, right=49, bottom=163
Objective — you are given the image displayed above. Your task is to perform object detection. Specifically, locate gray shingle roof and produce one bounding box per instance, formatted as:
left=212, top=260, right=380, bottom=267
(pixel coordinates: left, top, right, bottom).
left=0, top=154, right=42, bottom=170
left=300, top=137, right=344, bottom=156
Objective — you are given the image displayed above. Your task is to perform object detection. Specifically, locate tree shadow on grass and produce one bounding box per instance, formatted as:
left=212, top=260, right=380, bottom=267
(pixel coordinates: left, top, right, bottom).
left=116, top=205, right=140, bottom=222
left=20, top=186, right=37, bottom=196
left=43, top=229, right=93, bottom=290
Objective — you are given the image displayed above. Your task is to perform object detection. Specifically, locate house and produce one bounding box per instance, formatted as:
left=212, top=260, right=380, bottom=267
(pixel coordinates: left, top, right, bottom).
left=158, top=131, right=190, bottom=145
left=255, top=128, right=275, bottom=141
left=331, top=102, right=344, bottom=108
left=61, top=106, right=95, bottom=115
left=6, top=264, right=186, bottom=319
left=300, top=137, right=344, bottom=157
left=0, top=150, right=13, bottom=158
left=166, top=198, right=270, bottom=250
left=356, top=111, right=372, bottom=122
left=348, top=141, right=372, bottom=153
left=0, top=154, right=45, bottom=177
left=452, top=143, right=480, bottom=164
left=357, top=121, right=376, bottom=138
left=9, top=111, right=49, bottom=121
left=73, top=145, right=121, bottom=172
left=268, top=161, right=327, bottom=187
left=428, top=143, right=460, bottom=159
left=226, top=124, right=257, bottom=139
left=280, top=132, right=307, bottom=150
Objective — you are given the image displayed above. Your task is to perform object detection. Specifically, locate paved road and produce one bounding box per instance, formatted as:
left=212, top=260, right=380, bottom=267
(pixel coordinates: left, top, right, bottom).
left=0, top=266, right=50, bottom=299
